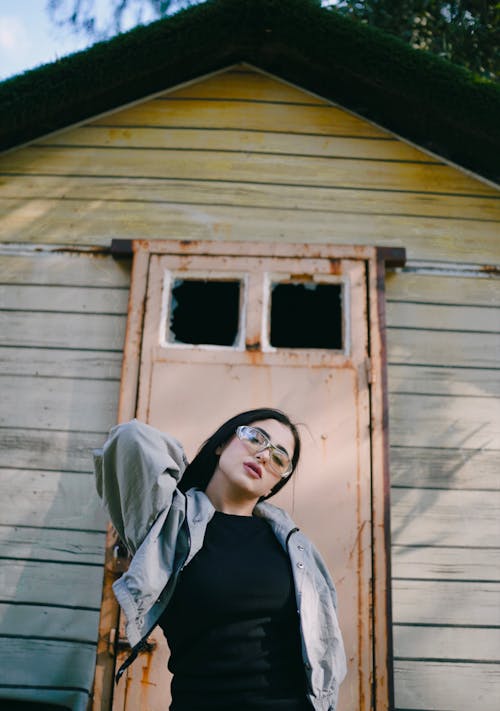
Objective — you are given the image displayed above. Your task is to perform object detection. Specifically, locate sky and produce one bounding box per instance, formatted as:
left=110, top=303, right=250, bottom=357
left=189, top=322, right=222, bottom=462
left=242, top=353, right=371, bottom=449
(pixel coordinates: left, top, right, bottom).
left=0, top=0, right=158, bottom=81
left=0, top=1, right=336, bottom=82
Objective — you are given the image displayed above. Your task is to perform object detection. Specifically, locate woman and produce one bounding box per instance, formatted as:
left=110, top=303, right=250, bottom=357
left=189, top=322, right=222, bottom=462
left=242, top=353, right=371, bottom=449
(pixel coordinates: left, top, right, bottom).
left=94, top=408, right=346, bottom=711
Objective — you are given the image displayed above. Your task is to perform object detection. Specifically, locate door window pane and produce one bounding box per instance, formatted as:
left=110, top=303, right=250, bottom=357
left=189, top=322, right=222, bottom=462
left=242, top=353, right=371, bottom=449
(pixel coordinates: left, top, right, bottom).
left=270, top=282, right=342, bottom=349
left=169, top=279, right=241, bottom=346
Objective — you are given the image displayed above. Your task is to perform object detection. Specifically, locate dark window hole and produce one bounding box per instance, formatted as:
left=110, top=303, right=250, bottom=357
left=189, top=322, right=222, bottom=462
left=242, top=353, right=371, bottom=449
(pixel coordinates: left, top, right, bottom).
left=270, top=282, right=342, bottom=349
left=169, top=279, right=240, bottom=346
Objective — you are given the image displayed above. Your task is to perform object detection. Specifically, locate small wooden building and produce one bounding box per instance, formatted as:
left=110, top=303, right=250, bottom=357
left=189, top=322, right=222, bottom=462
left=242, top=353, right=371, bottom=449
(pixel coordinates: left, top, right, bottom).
left=0, top=1, right=498, bottom=709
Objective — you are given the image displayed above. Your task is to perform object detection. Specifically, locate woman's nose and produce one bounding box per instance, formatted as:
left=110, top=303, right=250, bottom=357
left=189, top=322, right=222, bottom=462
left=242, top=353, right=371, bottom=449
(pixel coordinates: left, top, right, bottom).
left=255, top=448, right=270, bottom=462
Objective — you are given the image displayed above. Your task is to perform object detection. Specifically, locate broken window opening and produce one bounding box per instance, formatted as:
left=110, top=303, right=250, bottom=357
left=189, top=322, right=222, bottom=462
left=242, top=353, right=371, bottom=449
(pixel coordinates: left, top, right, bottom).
left=270, top=281, right=343, bottom=349
left=169, top=279, right=241, bottom=346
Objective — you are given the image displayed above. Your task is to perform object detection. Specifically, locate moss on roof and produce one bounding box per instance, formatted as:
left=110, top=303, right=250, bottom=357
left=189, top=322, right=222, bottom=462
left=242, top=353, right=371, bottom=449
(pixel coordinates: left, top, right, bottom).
left=1, top=0, right=499, bottom=182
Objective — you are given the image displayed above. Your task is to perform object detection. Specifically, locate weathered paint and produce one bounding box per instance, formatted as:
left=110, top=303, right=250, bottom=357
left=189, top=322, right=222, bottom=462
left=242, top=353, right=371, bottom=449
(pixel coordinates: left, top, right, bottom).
left=1, top=64, right=498, bottom=711
left=92, top=242, right=391, bottom=711
left=0, top=67, right=498, bottom=263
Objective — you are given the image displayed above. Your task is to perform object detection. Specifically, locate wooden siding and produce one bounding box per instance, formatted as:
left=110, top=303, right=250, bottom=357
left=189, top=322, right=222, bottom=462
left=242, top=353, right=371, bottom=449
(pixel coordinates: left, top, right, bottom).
left=0, top=66, right=499, bottom=710
left=0, top=251, right=128, bottom=710
left=387, top=271, right=500, bottom=711
left=0, top=67, right=498, bottom=263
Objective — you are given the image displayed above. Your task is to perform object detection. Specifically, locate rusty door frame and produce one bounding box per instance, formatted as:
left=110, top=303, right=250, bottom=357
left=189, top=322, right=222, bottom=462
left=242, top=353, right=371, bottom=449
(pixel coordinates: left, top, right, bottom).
left=91, top=239, right=405, bottom=711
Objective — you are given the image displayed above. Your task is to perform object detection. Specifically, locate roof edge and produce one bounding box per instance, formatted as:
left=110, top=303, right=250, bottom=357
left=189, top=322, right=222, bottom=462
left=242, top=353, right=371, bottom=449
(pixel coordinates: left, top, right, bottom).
left=1, top=0, right=499, bottom=181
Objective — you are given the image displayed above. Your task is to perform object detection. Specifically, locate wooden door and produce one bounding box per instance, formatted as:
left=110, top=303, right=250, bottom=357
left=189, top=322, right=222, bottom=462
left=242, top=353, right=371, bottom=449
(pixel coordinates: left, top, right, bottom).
left=93, top=240, right=395, bottom=711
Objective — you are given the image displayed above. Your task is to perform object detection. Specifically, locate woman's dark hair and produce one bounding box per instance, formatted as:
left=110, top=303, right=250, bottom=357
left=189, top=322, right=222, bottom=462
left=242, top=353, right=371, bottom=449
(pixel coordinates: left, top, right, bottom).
left=178, top=407, right=301, bottom=501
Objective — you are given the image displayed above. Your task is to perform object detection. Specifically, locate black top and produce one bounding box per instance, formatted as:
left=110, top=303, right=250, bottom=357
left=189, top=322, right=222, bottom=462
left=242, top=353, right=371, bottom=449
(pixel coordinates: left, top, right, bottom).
left=159, top=511, right=311, bottom=710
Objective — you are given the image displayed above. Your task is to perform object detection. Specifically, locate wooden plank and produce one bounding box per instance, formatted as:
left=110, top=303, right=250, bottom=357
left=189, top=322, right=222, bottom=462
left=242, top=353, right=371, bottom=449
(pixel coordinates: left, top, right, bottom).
left=367, top=255, right=393, bottom=711
left=394, top=660, right=499, bottom=711
left=392, top=545, right=500, bottom=582
left=391, top=488, right=500, bottom=547
left=0, top=428, right=106, bottom=471
left=1, top=559, right=104, bottom=607
left=117, top=249, right=149, bottom=421
left=0, top=375, right=120, bottom=431
left=89, top=99, right=390, bottom=138
left=2, top=174, right=497, bottom=222
left=0, top=346, right=122, bottom=379
left=0, top=637, right=95, bottom=695
left=386, top=300, right=499, bottom=333
left=1, top=195, right=497, bottom=250
left=390, top=446, right=499, bottom=490
left=0, top=284, right=128, bottom=313
left=387, top=329, right=500, bottom=368
left=389, top=392, right=500, bottom=449
left=2, top=146, right=495, bottom=196
left=0, top=252, right=131, bottom=287
left=388, top=365, right=500, bottom=397
left=0, top=469, right=106, bottom=530
left=392, top=580, right=500, bottom=625
left=163, top=67, right=329, bottom=104
left=0, top=525, right=104, bottom=564
left=93, top=252, right=150, bottom=711
left=36, top=125, right=441, bottom=163
left=0, top=312, right=126, bottom=350
left=0, top=603, right=99, bottom=644
left=386, top=273, right=500, bottom=306
left=394, top=624, right=500, bottom=662
left=1, top=197, right=499, bottom=264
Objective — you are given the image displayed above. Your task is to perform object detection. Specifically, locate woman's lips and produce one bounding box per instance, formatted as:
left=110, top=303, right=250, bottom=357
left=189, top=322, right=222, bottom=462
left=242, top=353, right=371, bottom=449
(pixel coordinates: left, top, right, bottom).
left=244, top=461, right=262, bottom=478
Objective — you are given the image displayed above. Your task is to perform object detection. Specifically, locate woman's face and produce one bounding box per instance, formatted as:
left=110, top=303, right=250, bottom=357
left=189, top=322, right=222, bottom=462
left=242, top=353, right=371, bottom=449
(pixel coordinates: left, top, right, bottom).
left=212, top=418, right=296, bottom=501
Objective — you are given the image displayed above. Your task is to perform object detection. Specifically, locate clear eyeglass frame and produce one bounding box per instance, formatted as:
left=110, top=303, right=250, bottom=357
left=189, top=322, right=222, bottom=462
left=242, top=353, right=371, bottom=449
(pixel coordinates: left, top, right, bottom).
left=236, top=425, right=292, bottom=478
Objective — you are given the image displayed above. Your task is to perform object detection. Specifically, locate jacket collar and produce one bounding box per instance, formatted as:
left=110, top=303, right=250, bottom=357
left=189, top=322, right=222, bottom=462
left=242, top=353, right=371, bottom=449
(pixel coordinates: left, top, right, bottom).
left=254, top=501, right=299, bottom=547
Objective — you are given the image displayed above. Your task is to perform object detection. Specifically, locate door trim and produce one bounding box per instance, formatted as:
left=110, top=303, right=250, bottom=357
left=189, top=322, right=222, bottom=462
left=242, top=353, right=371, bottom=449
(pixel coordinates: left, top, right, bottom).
left=91, top=239, right=405, bottom=711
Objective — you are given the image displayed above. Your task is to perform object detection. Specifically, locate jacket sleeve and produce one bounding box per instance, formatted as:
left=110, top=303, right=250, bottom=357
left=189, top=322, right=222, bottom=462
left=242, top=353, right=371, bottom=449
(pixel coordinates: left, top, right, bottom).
left=93, top=418, right=189, bottom=554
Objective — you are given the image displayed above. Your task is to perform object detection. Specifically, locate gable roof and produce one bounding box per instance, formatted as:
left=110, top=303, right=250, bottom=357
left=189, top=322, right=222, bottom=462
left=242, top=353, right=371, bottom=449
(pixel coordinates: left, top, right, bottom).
left=1, top=0, right=498, bottom=183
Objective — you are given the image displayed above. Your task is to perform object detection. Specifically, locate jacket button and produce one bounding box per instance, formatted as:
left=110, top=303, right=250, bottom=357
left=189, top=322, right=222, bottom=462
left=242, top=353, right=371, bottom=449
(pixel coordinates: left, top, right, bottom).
left=297, top=544, right=304, bottom=551
left=297, top=562, right=304, bottom=569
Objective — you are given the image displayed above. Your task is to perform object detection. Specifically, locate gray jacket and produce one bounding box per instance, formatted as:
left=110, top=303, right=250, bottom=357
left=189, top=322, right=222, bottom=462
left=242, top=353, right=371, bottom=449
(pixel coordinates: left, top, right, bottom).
left=94, top=419, right=346, bottom=711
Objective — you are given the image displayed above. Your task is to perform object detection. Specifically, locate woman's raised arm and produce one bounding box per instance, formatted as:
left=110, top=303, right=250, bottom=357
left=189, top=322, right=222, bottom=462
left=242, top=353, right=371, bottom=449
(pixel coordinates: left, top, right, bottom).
left=93, top=418, right=188, bottom=554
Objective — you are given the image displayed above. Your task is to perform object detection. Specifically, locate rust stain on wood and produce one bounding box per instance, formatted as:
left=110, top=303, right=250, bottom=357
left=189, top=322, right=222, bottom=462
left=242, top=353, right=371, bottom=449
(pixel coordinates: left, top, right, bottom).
left=329, top=259, right=342, bottom=275
left=480, top=264, right=500, bottom=275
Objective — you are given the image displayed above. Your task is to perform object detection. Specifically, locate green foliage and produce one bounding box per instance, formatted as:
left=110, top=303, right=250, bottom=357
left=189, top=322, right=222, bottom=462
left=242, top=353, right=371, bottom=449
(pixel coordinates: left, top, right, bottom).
left=329, top=0, right=499, bottom=80
left=48, top=0, right=498, bottom=79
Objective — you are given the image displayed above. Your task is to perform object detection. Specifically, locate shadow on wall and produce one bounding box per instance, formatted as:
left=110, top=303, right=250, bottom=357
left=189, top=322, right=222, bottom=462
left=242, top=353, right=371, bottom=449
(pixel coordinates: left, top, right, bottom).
left=0, top=251, right=129, bottom=710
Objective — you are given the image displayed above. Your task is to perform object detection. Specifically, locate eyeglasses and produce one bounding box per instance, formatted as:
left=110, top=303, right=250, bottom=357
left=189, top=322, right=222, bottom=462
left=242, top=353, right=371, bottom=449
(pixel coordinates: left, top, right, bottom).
left=236, top=425, right=293, bottom=478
